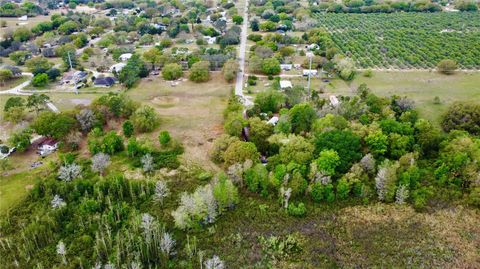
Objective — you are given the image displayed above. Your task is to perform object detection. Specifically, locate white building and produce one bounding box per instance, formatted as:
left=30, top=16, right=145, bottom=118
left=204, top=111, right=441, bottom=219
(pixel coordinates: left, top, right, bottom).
left=279, top=80, right=292, bottom=89
left=306, top=44, right=319, bottom=51
left=204, top=36, right=217, bottom=45
left=18, top=15, right=28, bottom=21
left=329, top=95, right=340, bottom=107
left=37, top=138, right=58, bottom=156
left=109, top=63, right=126, bottom=73
left=280, top=64, right=292, bottom=71
left=267, top=116, right=279, bottom=126
left=119, top=53, right=132, bottom=62
left=303, top=69, right=318, bottom=76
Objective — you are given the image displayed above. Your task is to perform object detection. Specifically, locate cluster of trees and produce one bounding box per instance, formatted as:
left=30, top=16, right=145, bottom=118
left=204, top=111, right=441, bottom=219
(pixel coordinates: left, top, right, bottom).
left=213, top=84, right=480, bottom=217
left=321, top=12, right=480, bottom=69
left=3, top=94, right=50, bottom=125
left=310, top=0, right=444, bottom=13
left=248, top=28, right=354, bottom=80
left=0, top=2, right=44, bottom=17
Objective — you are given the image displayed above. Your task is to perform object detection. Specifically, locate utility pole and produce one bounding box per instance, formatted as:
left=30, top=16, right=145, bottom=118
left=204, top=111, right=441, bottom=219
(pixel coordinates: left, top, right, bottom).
left=306, top=52, right=313, bottom=100
left=67, top=51, right=73, bottom=70
left=67, top=52, right=78, bottom=94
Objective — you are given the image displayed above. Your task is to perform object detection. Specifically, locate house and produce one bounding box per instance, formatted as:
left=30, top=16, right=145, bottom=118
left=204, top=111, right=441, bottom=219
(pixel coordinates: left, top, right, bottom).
left=151, top=23, right=167, bottom=31
left=203, top=36, right=217, bottom=45
left=37, top=138, right=58, bottom=156
left=42, top=47, right=56, bottom=57
left=61, top=71, right=88, bottom=84
left=306, top=44, right=319, bottom=51
left=94, top=77, right=116, bottom=87
left=303, top=69, right=318, bottom=76
left=329, top=95, right=340, bottom=107
left=119, top=53, right=132, bottom=62
left=279, top=80, right=293, bottom=89
left=2, top=65, right=22, bottom=77
left=280, top=64, right=292, bottom=71
left=267, top=116, right=279, bottom=126
left=18, top=15, right=28, bottom=21
left=109, top=63, right=126, bottom=73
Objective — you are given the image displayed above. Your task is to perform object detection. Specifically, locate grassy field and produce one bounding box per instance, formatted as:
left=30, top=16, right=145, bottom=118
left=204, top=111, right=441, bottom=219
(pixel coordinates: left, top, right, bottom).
left=127, top=72, right=231, bottom=169
left=0, top=76, right=29, bottom=91
left=0, top=10, right=61, bottom=31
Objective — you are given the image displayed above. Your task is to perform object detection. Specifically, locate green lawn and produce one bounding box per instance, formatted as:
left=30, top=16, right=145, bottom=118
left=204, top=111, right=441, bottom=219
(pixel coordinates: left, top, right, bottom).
left=328, top=71, right=480, bottom=125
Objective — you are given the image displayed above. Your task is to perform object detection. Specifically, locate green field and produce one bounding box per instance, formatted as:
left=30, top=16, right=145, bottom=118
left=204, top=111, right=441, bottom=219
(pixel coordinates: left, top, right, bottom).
left=317, top=12, right=480, bottom=69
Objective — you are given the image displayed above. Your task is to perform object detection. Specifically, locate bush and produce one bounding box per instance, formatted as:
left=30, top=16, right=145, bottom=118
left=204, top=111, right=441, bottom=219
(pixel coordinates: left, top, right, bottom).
left=311, top=182, right=335, bottom=203
left=32, top=73, right=49, bottom=87
left=158, top=130, right=171, bottom=146
left=437, top=59, right=457, bottom=75
left=441, top=102, right=480, bottom=135
left=189, top=61, right=210, bottom=82
left=287, top=202, right=307, bottom=217
left=131, top=106, right=160, bottom=133
left=224, top=141, right=259, bottom=167
left=162, top=63, right=183, bottom=80
left=122, top=120, right=134, bottom=137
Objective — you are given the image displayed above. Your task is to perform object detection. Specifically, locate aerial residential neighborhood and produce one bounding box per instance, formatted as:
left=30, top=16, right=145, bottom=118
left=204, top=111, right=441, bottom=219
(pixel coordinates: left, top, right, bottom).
left=0, top=0, right=479, bottom=268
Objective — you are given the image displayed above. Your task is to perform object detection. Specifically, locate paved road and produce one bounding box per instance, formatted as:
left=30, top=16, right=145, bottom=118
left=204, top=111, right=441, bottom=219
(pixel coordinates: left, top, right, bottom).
left=235, top=0, right=253, bottom=106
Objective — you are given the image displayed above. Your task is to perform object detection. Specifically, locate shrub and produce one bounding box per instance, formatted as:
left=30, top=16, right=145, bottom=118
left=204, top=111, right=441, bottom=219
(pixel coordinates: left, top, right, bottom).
left=189, top=61, right=210, bottom=82
left=32, top=73, right=49, bottom=87
left=162, top=63, right=183, bottom=80
left=224, top=141, right=260, bottom=167
left=311, top=182, right=335, bottom=203
left=158, top=130, right=171, bottom=146
left=122, top=120, right=134, bottom=137
left=437, top=59, right=457, bottom=75
left=441, top=102, right=480, bottom=135
left=287, top=202, right=307, bottom=217
left=131, top=106, right=160, bottom=132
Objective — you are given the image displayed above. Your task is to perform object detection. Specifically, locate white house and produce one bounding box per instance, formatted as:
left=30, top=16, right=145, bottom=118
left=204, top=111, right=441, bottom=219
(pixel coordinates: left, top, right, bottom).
left=119, top=53, right=132, bottom=62
left=280, top=64, right=292, bottom=71
left=18, top=15, right=28, bottom=21
left=37, top=138, right=58, bottom=156
left=306, top=44, right=319, bottom=51
left=267, top=116, right=279, bottom=126
left=303, top=69, right=318, bottom=76
left=279, top=80, right=292, bottom=89
left=204, top=36, right=217, bottom=45
left=109, top=63, right=126, bottom=73
left=329, top=95, right=340, bottom=107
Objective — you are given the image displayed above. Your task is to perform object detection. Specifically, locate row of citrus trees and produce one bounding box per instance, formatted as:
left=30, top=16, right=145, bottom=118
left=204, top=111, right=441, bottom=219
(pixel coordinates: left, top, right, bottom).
left=316, top=12, right=480, bottom=69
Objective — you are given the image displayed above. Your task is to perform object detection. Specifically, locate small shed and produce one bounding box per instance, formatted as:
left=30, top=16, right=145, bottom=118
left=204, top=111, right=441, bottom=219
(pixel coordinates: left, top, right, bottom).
left=303, top=69, right=318, bottom=76
left=329, top=95, right=340, bottom=107
left=279, top=80, right=292, bottom=89
left=119, top=53, right=132, bottom=62
left=280, top=64, right=292, bottom=71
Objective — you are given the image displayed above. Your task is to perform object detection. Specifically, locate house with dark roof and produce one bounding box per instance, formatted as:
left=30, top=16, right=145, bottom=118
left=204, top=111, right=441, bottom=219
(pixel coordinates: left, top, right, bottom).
left=2, top=65, right=22, bottom=77
left=94, top=77, right=116, bottom=87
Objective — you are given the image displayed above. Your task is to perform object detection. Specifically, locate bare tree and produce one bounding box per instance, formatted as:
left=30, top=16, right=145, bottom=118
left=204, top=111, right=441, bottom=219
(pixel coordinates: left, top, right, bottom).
left=204, top=255, right=225, bottom=269
left=76, top=109, right=96, bottom=132
left=141, top=153, right=154, bottom=173
left=91, top=153, right=110, bottom=176
left=154, top=180, right=170, bottom=204
left=58, top=163, right=82, bottom=182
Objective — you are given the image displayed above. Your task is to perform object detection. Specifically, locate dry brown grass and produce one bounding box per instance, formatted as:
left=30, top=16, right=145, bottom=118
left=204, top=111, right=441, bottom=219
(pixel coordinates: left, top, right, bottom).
left=335, top=204, right=480, bottom=268
left=127, top=72, right=232, bottom=169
